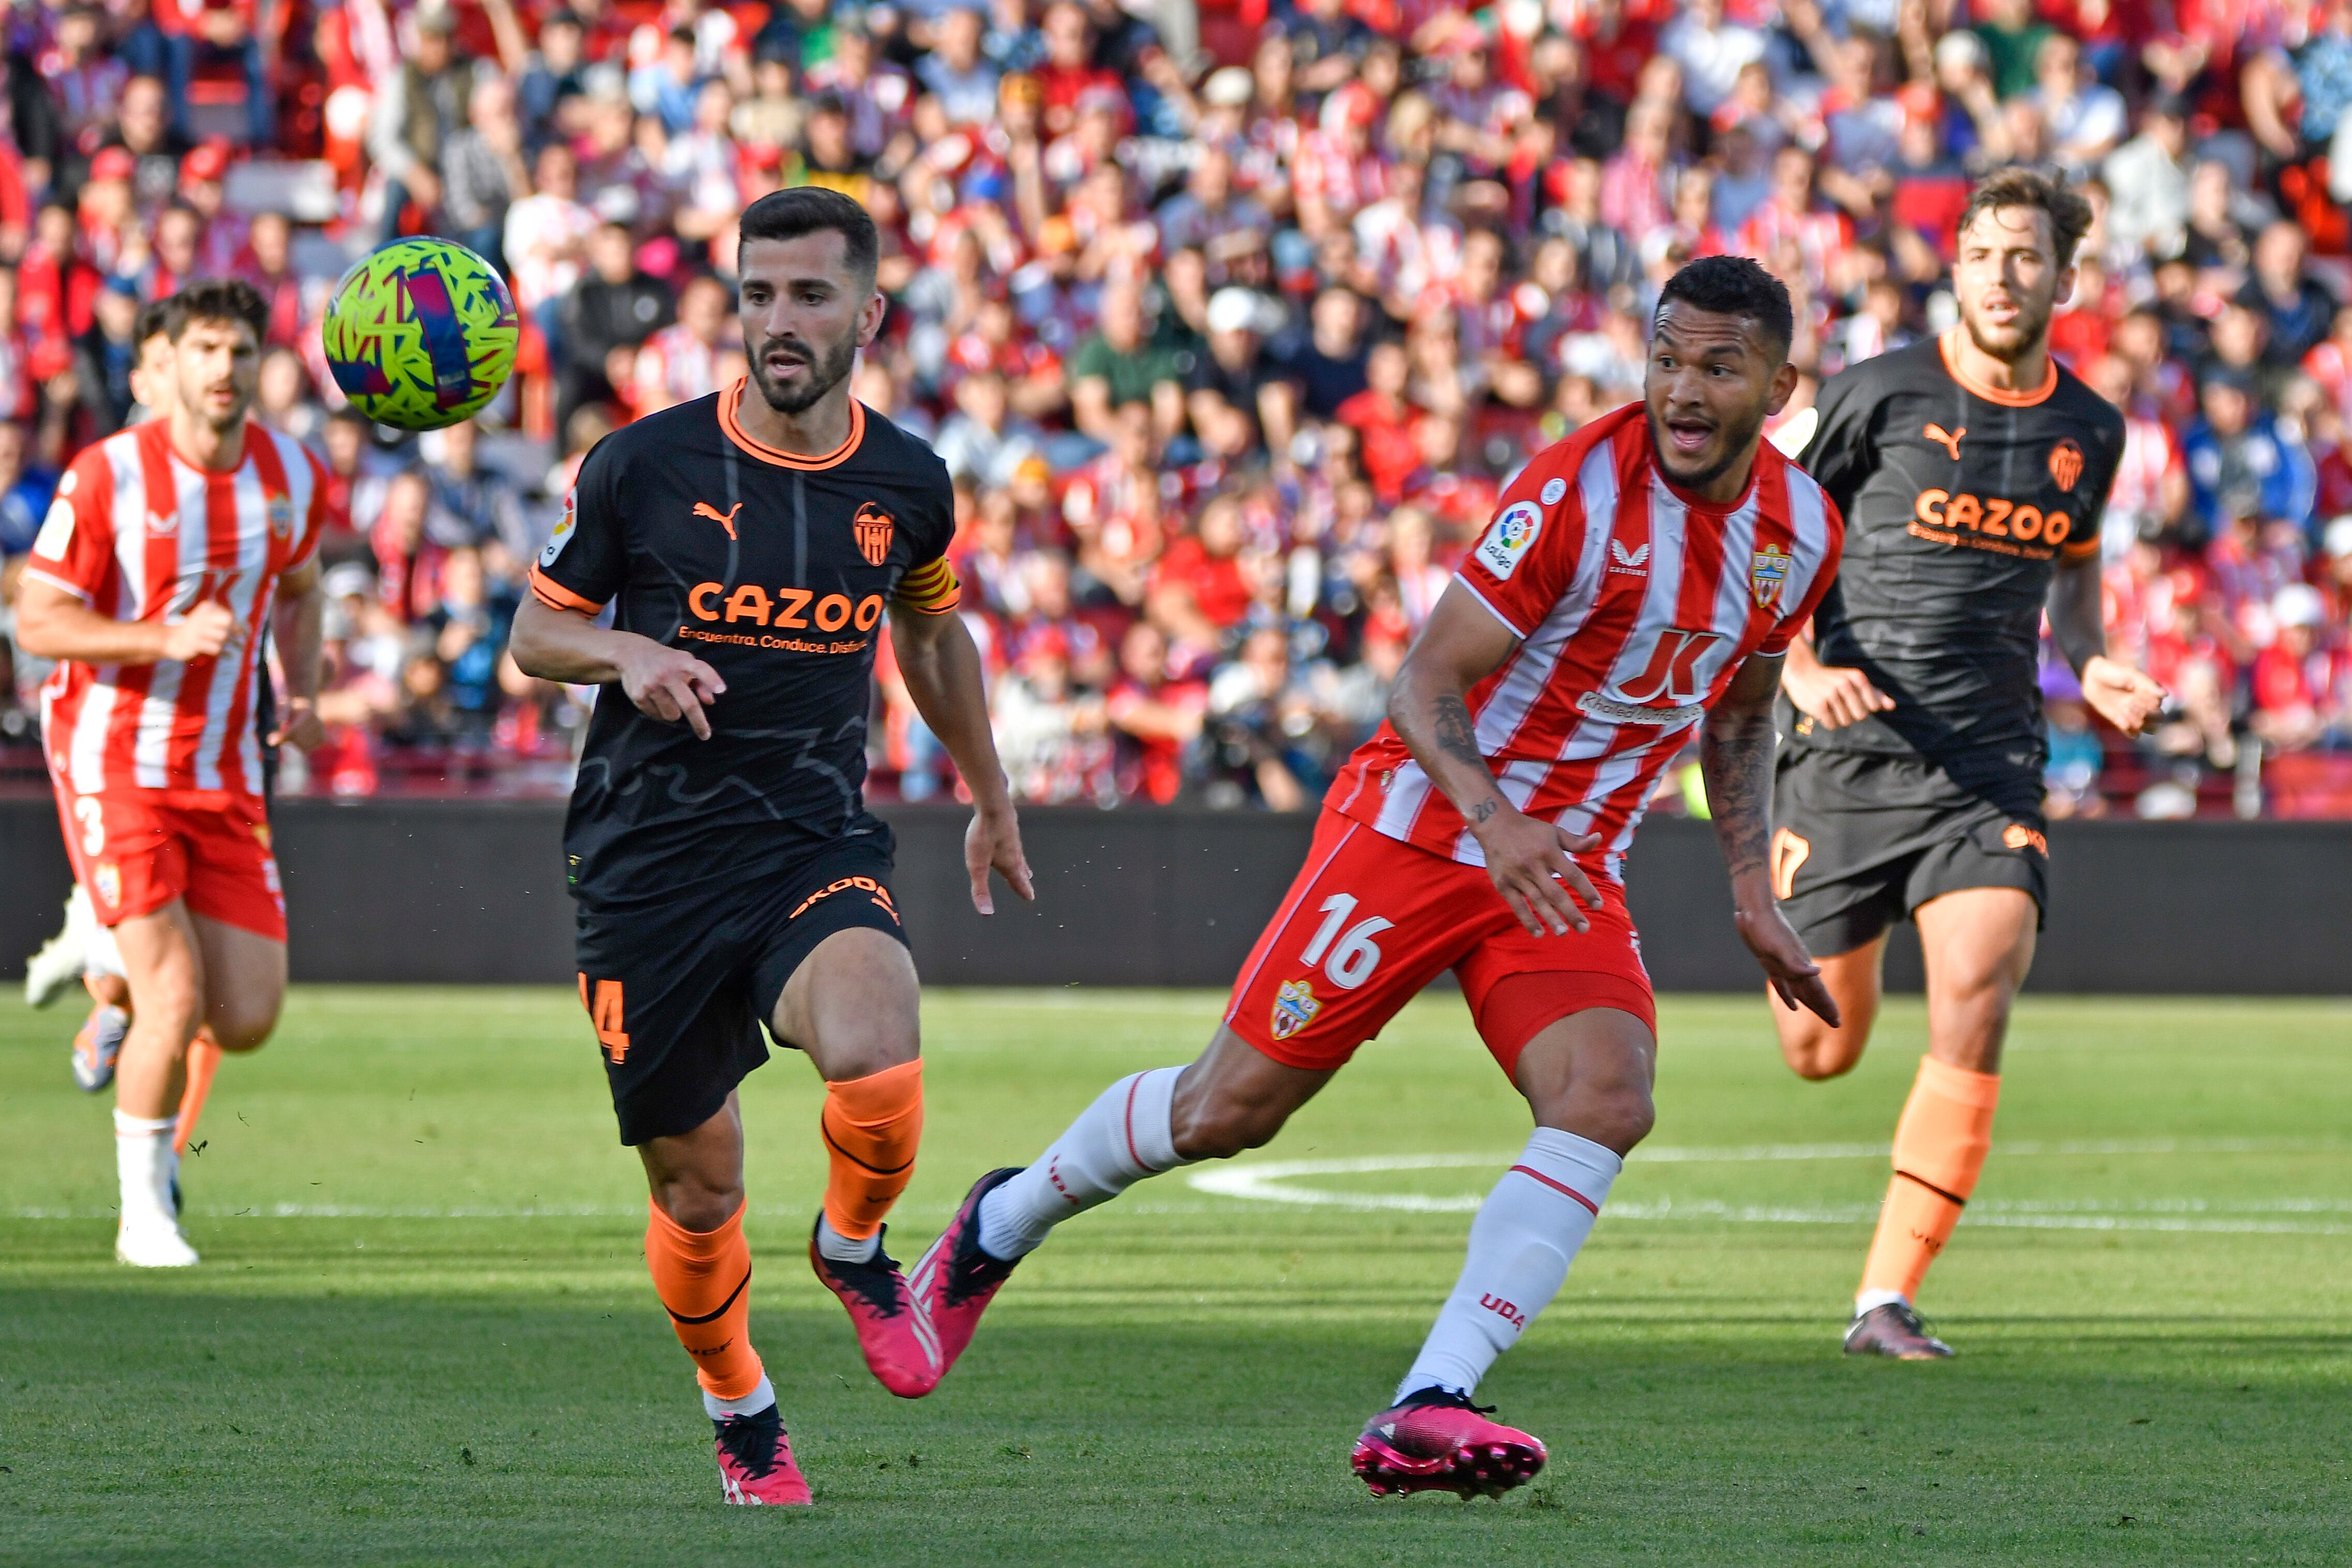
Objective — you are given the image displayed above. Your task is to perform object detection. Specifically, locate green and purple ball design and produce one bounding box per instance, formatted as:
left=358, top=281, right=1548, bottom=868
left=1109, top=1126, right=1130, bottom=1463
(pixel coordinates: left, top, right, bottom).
left=323, top=239, right=519, bottom=431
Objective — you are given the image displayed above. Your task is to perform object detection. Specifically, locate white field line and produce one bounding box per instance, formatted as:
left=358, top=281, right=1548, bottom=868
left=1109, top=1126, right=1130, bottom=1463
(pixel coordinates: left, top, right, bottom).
left=1181, top=1141, right=2352, bottom=1233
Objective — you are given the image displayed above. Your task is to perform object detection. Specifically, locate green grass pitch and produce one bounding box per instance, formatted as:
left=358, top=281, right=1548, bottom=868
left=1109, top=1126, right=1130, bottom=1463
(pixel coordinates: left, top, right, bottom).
left=3, top=987, right=2348, bottom=1566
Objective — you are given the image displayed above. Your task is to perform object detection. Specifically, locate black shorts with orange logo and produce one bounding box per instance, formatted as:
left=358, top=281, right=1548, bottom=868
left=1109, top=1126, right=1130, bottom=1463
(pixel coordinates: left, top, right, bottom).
left=1770, top=747, right=2048, bottom=958
left=573, top=830, right=907, bottom=1145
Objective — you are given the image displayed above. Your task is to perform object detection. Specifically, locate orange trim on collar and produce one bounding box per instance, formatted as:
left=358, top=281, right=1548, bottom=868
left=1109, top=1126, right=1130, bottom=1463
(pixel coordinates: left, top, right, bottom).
left=718, top=379, right=867, bottom=470
left=1938, top=328, right=2058, bottom=408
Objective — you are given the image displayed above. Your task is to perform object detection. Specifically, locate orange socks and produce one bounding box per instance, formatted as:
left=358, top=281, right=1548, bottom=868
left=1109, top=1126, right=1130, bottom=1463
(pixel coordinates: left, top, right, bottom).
left=173, top=1028, right=223, bottom=1155
left=1860, top=1057, right=2001, bottom=1305
left=820, top=1059, right=924, bottom=1241
left=645, top=1198, right=767, bottom=1399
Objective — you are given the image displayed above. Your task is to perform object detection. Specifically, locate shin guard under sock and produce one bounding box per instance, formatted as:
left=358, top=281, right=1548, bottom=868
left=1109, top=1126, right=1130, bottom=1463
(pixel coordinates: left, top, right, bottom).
left=1859, top=1056, right=2000, bottom=1306
left=645, top=1198, right=766, bottom=1399
left=820, top=1059, right=924, bottom=1241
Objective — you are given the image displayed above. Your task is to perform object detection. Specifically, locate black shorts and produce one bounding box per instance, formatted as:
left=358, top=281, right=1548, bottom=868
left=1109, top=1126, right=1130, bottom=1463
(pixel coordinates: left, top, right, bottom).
left=573, top=831, right=907, bottom=1145
left=1771, top=748, right=2048, bottom=958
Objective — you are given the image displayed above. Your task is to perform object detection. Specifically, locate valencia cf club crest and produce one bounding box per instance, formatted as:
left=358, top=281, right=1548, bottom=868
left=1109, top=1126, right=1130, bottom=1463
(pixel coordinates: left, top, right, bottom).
left=853, top=502, right=895, bottom=566
left=1750, top=544, right=1792, bottom=610
left=1270, top=978, right=1321, bottom=1041
left=268, top=493, right=294, bottom=540
left=94, top=862, right=121, bottom=910
left=2049, top=439, right=2085, bottom=493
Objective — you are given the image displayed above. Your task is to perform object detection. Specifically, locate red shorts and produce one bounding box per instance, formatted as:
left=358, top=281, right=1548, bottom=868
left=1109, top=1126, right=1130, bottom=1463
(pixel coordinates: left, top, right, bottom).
left=54, top=787, right=287, bottom=942
left=1225, top=810, right=1655, bottom=1078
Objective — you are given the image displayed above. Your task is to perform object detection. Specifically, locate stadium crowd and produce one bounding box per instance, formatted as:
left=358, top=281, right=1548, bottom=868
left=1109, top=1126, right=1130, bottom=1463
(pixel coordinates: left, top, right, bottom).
left=2, top=0, right=2351, bottom=814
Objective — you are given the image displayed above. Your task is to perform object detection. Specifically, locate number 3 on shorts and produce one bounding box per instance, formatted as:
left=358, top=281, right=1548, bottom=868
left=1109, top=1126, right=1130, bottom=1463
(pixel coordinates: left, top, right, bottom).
left=1299, top=894, right=1393, bottom=990
left=73, top=797, right=104, bottom=857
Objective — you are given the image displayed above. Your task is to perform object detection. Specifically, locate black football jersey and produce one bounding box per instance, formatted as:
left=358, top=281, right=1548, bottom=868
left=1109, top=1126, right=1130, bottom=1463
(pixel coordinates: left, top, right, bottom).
left=531, top=387, right=959, bottom=905
left=1786, top=331, right=2123, bottom=778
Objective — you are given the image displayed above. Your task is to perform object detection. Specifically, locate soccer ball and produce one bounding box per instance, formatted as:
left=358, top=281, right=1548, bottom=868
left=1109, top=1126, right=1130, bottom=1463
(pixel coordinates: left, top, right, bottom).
left=322, top=238, right=520, bottom=431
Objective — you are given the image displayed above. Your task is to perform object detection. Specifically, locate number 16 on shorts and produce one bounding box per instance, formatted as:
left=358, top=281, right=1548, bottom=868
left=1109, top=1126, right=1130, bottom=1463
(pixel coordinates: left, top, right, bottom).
left=1267, top=894, right=1392, bottom=1043
left=1301, top=895, right=1392, bottom=989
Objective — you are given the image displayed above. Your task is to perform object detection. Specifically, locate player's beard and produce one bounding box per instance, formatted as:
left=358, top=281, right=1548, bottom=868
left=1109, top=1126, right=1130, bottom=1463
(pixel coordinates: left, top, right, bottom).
left=1960, top=284, right=2055, bottom=365
left=1646, top=398, right=1770, bottom=493
left=746, top=326, right=858, bottom=415
left=181, top=376, right=255, bottom=434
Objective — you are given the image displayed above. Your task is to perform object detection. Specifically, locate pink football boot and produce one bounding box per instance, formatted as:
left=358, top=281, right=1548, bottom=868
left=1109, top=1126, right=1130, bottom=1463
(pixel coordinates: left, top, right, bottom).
left=1351, top=1387, right=1547, bottom=1499
left=903, top=1168, right=1024, bottom=1391
left=713, top=1406, right=813, bottom=1505
left=808, top=1222, right=938, bottom=1397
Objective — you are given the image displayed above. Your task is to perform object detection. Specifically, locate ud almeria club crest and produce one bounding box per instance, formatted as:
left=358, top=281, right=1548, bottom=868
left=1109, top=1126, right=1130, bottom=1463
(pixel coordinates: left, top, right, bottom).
left=853, top=502, right=895, bottom=566
left=1750, top=544, right=1791, bottom=610
left=1270, top=978, right=1321, bottom=1041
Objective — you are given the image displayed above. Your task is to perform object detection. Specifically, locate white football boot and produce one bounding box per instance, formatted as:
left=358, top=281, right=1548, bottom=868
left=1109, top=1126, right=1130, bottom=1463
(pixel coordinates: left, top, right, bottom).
left=116, top=1214, right=200, bottom=1268
left=24, top=887, right=96, bottom=1008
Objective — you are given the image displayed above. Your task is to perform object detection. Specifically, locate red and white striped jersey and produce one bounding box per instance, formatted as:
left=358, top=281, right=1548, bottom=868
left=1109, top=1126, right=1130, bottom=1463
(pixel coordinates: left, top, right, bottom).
left=1328, top=402, right=1843, bottom=883
left=25, top=419, right=326, bottom=803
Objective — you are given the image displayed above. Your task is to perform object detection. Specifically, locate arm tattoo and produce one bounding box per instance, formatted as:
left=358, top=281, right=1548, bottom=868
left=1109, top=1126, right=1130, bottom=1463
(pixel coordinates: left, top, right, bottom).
left=1425, top=690, right=1506, bottom=826
left=1432, top=693, right=1483, bottom=768
left=1701, top=708, right=1776, bottom=883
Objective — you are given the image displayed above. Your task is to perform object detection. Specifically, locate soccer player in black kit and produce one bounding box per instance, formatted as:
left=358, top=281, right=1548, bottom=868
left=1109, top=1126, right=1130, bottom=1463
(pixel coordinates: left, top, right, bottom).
left=1768, top=169, right=2166, bottom=1358
left=511, top=187, right=1034, bottom=1504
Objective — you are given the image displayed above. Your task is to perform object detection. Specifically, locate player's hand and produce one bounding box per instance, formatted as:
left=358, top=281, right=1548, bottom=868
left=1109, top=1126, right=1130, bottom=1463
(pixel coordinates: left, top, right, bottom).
left=1735, top=901, right=1840, bottom=1027
left=1471, top=804, right=1603, bottom=937
left=2081, top=655, right=2166, bottom=737
left=1780, top=659, right=1893, bottom=730
left=965, top=798, right=1035, bottom=916
left=268, top=696, right=327, bottom=754
left=161, top=602, right=240, bottom=663
left=613, top=635, right=726, bottom=739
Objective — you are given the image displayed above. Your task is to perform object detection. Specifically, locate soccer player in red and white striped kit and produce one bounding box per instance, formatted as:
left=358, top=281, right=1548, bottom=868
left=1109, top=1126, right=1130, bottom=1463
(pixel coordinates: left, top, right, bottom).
left=894, top=256, right=1849, bottom=1496
left=16, top=280, right=327, bottom=1268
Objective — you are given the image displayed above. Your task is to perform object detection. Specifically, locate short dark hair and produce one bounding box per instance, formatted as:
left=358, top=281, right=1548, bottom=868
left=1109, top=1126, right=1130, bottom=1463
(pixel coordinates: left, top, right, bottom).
left=163, top=279, right=268, bottom=344
left=1957, top=167, right=2093, bottom=269
left=738, top=186, right=880, bottom=289
left=1655, top=255, right=1794, bottom=364
left=135, top=298, right=174, bottom=348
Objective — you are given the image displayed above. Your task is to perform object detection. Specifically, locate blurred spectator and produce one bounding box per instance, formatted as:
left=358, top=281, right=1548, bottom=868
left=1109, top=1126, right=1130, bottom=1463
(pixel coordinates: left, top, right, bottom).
left=442, top=78, right=533, bottom=271
left=556, top=216, right=675, bottom=436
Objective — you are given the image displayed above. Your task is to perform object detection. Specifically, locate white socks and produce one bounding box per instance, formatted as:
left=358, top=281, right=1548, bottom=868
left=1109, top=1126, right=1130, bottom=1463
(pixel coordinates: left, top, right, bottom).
left=977, top=1067, right=1187, bottom=1261
left=704, top=1375, right=777, bottom=1420
left=813, top=1214, right=881, bottom=1265
left=113, top=1110, right=180, bottom=1225
left=1396, top=1127, right=1623, bottom=1404
left=1854, top=1287, right=1909, bottom=1316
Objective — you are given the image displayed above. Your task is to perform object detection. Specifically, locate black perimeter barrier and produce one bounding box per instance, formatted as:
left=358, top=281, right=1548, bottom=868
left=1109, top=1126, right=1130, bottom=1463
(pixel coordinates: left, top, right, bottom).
left=1, top=797, right=2346, bottom=993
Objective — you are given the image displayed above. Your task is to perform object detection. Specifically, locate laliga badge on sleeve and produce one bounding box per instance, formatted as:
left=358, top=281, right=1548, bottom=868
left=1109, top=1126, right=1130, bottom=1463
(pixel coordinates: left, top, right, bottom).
left=540, top=490, right=577, bottom=569
left=1476, top=501, right=1544, bottom=581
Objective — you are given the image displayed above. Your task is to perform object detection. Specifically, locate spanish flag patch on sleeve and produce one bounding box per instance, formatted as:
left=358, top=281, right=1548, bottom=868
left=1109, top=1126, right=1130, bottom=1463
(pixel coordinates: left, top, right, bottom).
left=893, top=556, right=961, bottom=615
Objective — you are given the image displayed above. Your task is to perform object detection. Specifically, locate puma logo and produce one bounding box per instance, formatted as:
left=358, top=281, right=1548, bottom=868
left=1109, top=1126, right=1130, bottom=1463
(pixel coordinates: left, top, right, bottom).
left=693, top=501, right=743, bottom=539
left=1923, top=423, right=1965, bottom=462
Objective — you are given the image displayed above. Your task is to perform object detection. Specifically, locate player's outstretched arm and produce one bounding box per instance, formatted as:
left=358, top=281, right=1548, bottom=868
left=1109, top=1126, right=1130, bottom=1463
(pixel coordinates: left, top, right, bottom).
left=1701, top=650, right=1840, bottom=1025
left=269, top=558, right=328, bottom=752
left=509, top=598, right=727, bottom=740
left=14, top=577, right=241, bottom=666
left=1388, top=581, right=1603, bottom=938
left=886, top=602, right=1034, bottom=916
left=2049, top=554, right=2165, bottom=737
